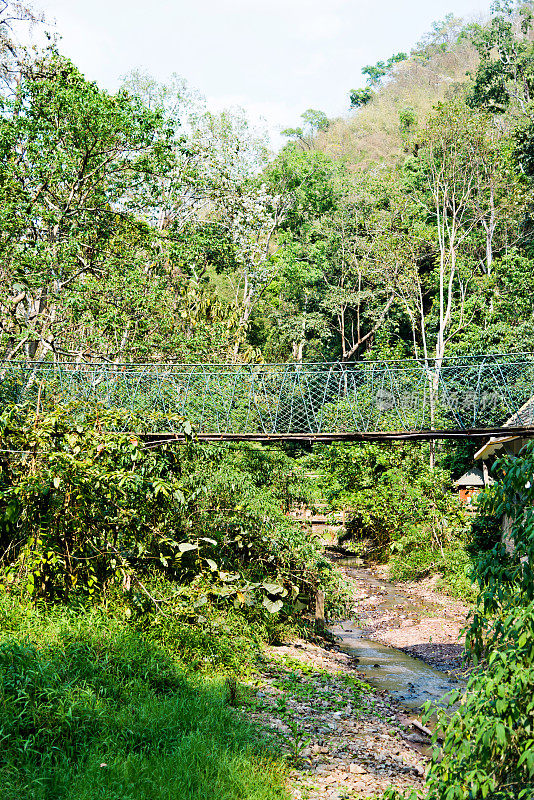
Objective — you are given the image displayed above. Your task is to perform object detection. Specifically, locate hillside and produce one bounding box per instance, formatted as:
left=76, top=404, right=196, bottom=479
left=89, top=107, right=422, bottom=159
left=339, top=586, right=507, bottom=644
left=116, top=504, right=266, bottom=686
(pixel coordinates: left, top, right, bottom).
left=319, top=34, right=479, bottom=167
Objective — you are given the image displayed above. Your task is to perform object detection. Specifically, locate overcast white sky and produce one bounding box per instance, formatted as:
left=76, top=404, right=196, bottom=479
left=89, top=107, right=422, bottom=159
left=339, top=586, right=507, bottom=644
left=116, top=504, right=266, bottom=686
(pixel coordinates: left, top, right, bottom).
left=35, top=0, right=490, bottom=144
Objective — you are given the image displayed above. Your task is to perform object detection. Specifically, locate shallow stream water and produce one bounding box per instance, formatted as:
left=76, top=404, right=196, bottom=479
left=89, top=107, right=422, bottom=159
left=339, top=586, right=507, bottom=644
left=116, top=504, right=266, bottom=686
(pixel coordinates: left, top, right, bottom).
left=330, top=565, right=464, bottom=710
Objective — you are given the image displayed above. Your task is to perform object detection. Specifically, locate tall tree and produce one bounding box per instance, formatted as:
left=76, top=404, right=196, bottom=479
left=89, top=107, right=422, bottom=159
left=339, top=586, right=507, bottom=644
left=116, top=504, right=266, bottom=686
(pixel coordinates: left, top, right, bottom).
left=419, top=100, right=509, bottom=374
left=0, top=55, right=169, bottom=361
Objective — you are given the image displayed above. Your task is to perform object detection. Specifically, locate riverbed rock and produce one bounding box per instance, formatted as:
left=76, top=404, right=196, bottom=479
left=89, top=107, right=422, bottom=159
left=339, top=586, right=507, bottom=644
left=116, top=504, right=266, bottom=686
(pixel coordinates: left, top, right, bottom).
left=244, top=637, right=426, bottom=799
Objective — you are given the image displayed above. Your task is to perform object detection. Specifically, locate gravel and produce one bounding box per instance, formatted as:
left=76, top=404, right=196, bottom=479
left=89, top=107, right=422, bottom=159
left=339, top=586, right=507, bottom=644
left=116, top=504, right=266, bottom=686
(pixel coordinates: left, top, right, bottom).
left=245, top=637, right=426, bottom=799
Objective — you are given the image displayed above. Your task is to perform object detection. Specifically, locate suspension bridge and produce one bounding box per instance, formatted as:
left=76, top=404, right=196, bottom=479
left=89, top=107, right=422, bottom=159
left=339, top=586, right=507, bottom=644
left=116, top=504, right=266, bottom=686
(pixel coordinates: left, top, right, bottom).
left=1, top=353, right=534, bottom=442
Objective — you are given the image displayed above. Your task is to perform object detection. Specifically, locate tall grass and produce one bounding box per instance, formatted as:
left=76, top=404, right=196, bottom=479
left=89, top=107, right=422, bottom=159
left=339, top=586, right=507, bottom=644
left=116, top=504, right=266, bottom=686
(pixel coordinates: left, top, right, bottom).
left=0, top=597, right=288, bottom=800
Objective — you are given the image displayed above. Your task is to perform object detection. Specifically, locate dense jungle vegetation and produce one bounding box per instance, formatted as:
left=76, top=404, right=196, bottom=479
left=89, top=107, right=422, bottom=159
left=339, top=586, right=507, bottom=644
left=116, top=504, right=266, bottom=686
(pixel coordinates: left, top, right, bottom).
left=1, top=0, right=534, bottom=798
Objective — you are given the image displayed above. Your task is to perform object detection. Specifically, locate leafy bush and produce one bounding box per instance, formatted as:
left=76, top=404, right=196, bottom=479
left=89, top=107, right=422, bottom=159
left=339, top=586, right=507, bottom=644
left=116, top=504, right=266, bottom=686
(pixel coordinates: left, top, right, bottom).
left=0, top=401, right=348, bottom=619
left=468, top=512, right=503, bottom=554
left=313, top=442, right=466, bottom=559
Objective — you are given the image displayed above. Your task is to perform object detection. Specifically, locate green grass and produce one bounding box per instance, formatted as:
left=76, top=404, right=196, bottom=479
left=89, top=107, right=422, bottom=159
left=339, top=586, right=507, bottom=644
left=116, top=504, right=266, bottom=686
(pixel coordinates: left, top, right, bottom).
left=0, top=597, right=288, bottom=800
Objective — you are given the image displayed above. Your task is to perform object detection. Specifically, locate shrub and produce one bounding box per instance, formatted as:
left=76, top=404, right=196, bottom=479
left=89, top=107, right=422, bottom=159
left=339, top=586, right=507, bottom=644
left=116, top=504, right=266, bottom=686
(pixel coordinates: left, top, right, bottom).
left=312, top=442, right=465, bottom=559
left=0, top=402, right=348, bottom=619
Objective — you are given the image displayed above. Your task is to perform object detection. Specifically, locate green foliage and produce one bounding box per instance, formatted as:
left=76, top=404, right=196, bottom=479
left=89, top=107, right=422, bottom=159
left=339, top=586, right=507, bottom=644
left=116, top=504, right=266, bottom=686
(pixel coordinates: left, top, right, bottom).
left=361, top=53, right=408, bottom=88
left=399, top=105, right=417, bottom=138
left=468, top=2, right=534, bottom=114
left=349, top=87, right=374, bottom=109
left=0, top=402, right=193, bottom=602
left=300, top=108, right=330, bottom=133
left=312, top=442, right=479, bottom=597
left=264, top=148, right=340, bottom=234
left=349, top=51, right=407, bottom=112
left=176, top=441, right=350, bottom=616
left=0, top=9, right=531, bottom=374
left=281, top=109, right=330, bottom=145
left=468, top=512, right=503, bottom=554
left=0, top=401, right=347, bottom=619
left=0, top=54, right=172, bottom=359
left=0, top=8, right=531, bottom=374
left=283, top=720, right=312, bottom=764
left=313, top=443, right=464, bottom=559
left=421, top=444, right=534, bottom=799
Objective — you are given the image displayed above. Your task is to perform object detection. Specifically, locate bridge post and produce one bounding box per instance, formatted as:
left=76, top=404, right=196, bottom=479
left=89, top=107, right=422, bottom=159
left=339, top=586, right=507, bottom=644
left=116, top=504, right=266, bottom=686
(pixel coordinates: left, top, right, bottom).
left=315, top=590, right=325, bottom=632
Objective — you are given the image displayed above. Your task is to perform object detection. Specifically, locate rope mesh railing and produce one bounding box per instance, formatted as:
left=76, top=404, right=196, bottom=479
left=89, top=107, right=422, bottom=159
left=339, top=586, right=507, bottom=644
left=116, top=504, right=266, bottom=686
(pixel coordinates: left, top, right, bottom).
left=1, top=353, right=534, bottom=437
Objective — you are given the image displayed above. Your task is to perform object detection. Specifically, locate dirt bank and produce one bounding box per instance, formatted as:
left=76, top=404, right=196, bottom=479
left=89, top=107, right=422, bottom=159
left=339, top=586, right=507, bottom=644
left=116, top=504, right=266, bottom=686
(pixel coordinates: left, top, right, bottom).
left=245, top=637, right=426, bottom=800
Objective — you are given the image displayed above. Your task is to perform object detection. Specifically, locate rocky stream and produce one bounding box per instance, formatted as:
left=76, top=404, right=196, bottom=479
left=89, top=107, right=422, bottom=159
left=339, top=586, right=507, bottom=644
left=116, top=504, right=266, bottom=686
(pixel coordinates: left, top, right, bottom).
left=244, top=562, right=470, bottom=799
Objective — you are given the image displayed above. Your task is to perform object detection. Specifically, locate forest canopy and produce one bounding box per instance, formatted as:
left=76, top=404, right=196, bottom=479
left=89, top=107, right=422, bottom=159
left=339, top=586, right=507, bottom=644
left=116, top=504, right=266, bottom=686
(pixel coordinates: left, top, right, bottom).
left=0, top=1, right=533, bottom=369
